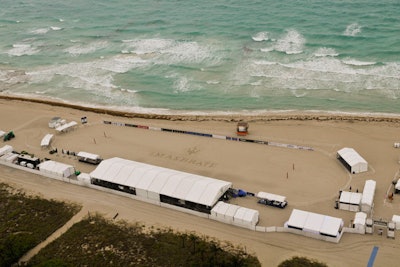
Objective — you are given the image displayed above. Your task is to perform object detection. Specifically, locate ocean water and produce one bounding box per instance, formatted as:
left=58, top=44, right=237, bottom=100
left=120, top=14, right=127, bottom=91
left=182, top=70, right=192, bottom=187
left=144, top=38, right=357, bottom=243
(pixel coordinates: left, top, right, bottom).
left=0, top=0, right=399, bottom=115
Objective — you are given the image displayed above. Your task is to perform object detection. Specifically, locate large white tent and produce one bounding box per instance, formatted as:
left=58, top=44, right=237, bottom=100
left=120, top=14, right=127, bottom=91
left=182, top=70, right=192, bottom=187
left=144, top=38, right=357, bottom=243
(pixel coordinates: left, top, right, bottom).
left=337, top=147, right=368, bottom=174
left=361, top=180, right=376, bottom=213
left=339, top=191, right=362, bottom=212
left=210, top=201, right=259, bottom=228
left=38, top=160, right=75, bottom=178
left=286, top=209, right=343, bottom=237
left=90, top=157, right=232, bottom=213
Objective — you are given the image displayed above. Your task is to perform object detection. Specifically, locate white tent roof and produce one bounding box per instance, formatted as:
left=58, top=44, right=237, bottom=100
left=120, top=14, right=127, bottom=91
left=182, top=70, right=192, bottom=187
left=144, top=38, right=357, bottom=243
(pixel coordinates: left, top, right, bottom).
left=287, top=209, right=343, bottom=237
left=354, top=212, right=367, bottom=226
left=256, top=191, right=286, bottom=202
left=90, top=157, right=232, bottom=207
left=0, top=130, right=5, bottom=138
left=38, top=160, right=75, bottom=177
left=77, top=151, right=101, bottom=160
left=392, top=215, right=400, bottom=223
left=56, top=121, right=77, bottom=132
left=339, top=191, right=362, bottom=205
left=211, top=201, right=259, bottom=226
left=0, top=145, right=13, bottom=157
left=361, top=180, right=376, bottom=206
left=40, top=134, right=54, bottom=147
left=395, top=179, right=400, bottom=190
left=337, top=147, right=367, bottom=167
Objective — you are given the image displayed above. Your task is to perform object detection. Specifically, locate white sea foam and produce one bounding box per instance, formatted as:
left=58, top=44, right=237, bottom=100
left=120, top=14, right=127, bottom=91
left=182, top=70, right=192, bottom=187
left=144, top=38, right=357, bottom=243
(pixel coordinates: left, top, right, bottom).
left=252, top=31, right=269, bottom=42
left=342, top=59, right=376, bottom=66
left=344, top=23, right=362, bottom=36
left=50, top=26, right=63, bottom=31
left=260, top=47, right=274, bottom=52
left=314, top=47, right=339, bottom=57
left=254, top=60, right=276, bottom=65
left=274, top=29, right=305, bottom=55
left=64, top=40, right=108, bottom=56
left=123, top=38, right=215, bottom=64
left=30, top=28, right=49, bottom=34
left=206, top=80, right=220, bottom=84
left=8, top=44, right=39, bottom=56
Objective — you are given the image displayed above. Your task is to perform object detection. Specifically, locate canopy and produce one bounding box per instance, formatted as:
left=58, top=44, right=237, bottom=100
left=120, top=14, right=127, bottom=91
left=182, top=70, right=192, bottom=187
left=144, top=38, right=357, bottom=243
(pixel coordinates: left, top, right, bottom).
left=77, top=151, right=101, bottom=160
left=90, top=157, right=232, bottom=207
left=40, top=134, right=54, bottom=147
left=56, top=121, right=77, bottom=133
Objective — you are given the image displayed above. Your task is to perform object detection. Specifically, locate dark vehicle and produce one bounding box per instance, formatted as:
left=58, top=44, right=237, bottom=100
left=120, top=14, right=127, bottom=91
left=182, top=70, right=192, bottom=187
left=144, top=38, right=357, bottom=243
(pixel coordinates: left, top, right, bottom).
left=257, top=198, right=288, bottom=209
left=3, top=131, right=15, bottom=141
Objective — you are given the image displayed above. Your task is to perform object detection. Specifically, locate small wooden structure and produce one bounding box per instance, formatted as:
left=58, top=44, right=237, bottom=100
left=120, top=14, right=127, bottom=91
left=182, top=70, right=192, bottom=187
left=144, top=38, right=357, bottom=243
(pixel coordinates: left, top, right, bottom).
left=236, top=122, right=249, bottom=136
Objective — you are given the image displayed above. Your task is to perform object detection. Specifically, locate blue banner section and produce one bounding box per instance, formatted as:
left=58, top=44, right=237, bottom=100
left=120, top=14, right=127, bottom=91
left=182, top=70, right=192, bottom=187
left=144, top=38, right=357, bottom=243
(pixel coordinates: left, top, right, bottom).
left=367, top=246, right=379, bottom=267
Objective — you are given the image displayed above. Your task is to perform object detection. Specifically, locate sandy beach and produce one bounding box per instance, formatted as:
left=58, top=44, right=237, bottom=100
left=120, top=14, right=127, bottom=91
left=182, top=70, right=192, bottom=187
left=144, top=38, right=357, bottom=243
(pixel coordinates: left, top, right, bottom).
left=1, top=97, right=400, bottom=266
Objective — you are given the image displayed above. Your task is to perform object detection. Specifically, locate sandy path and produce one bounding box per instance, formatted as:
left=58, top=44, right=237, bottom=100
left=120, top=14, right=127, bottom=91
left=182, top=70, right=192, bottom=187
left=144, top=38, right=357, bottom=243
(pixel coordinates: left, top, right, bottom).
left=18, top=207, right=88, bottom=265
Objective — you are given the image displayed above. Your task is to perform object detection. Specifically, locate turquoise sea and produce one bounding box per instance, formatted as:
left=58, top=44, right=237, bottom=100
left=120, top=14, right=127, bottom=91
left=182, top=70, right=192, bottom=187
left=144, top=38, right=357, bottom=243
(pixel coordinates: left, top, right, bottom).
left=0, top=0, right=399, bottom=115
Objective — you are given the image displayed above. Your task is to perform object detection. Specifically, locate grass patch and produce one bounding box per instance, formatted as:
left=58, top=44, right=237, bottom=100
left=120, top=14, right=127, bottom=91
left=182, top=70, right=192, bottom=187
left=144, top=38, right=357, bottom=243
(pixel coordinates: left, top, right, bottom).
left=0, top=183, right=80, bottom=267
left=27, top=214, right=260, bottom=266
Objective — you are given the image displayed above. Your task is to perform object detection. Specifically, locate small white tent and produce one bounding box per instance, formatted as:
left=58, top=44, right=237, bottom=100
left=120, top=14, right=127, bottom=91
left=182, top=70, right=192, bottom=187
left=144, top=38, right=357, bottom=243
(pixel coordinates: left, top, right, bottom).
left=337, top=147, right=368, bottom=174
left=40, top=134, right=54, bottom=148
left=0, top=145, right=13, bottom=157
left=38, top=160, right=75, bottom=178
left=392, top=215, right=400, bottom=230
left=56, top=121, right=77, bottom=133
left=361, top=180, right=376, bottom=213
left=339, top=191, right=362, bottom=212
left=353, top=212, right=367, bottom=231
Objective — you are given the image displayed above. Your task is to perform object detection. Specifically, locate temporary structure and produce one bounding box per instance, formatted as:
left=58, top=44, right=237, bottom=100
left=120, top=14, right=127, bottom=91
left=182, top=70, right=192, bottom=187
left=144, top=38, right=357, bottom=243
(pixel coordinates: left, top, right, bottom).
left=38, top=160, right=75, bottom=178
left=40, top=134, right=54, bottom=148
left=90, top=157, right=232, bottom=214
left=337, top=147, right=368, bottom=174
left=392, top=215, right=400, bottom=230
left=353, top=212, right=367, bottom=231
left=256, top=192, right=287, bottom=203
left=339, top=191, right=362, bottom=212
left=0, top=145, right=13, bottom=157
left=48, top=117, right=62, bottom=128
left=361, top=180, right=376, bottom=213
left=55, top=121, right=77, bottom=133
left=210, top=201, right=259, bottom=228
left=287, top=209, right=344, bottom=237
left=0, top=130, right=5, bottom=138
left=77, top=151, right=102, bottom=164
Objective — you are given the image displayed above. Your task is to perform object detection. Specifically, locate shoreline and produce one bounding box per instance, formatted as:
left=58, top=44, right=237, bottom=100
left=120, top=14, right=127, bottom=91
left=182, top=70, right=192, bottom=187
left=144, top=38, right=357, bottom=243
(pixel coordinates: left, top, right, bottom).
left=1, top=94, right=400, bottom=123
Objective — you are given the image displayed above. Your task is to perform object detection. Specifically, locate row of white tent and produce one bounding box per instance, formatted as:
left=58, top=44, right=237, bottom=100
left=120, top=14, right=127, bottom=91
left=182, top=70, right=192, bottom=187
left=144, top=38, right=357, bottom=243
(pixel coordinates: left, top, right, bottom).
left=338, top=180, right=376, bottom=213
left=210, top=201, right=259, bottom=229
left=286, top=209, right=344, bottom=237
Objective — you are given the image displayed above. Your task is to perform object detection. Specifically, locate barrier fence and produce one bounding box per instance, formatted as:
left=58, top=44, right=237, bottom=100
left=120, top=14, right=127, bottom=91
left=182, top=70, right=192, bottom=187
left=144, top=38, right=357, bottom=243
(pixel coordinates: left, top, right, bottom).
left=103, top=121, right=314, bottom=151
